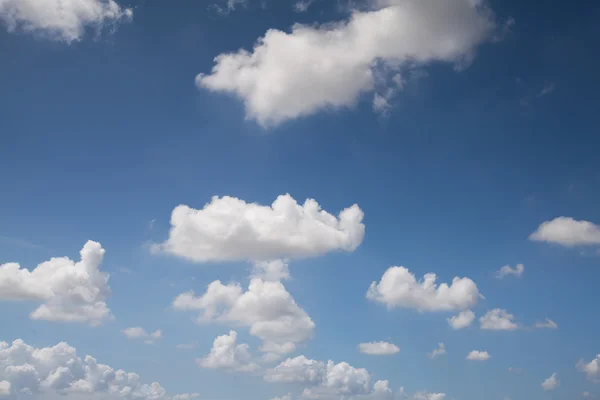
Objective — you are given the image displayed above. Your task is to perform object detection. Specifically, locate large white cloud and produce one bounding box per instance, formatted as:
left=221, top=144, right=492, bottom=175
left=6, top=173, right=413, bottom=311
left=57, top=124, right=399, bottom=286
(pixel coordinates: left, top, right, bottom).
left=153, top=194, right=365, bottom=263
left=366, top=266, right=481, bottom=312
left=0, top=0, right=132, bottom=43
left=0, top=241, right=112, bottom=326
left=173, top=278, right=314, bottom=359
left=358, top=342, right=399, bottom=356
left=479, top=309, right=518, bottom=331
left=0, top=338, right=197, bottom=399
left=265, top=355, right=387, bottom=398
left=197, top=331, right=259, bottom=372
left=529, top=217, right=600, bottom=247
left=196, top=0, right=502, bottom=127
left=578, top=355, right=600, bottom=382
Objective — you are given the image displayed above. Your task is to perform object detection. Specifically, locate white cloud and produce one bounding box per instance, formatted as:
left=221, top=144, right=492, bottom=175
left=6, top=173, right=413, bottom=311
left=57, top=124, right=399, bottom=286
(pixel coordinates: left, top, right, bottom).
left=411, top=393, right=446, bottom=400
left=173, top=278, right=314, bottom=358
left=0, top=241, right=112, bottom=326
left=466, top=350, right=490, bottom=361
left=541, top=373, right=559, bottom=391
left=252, top=259, right=290, bottom=281
left=153, top=194, right=365, bottom=263
left=578, top=355, right=600, bottom=382
left=122, top=327, right=163, bottom=344
left=427, top=343, right=446, bottom=359
left=272, top=394, right=292, bottom=400
left=529, top=217, right=600, bottom=247
left=0, top=0, right=132, bottom=43
left=534, top=318, right=558, bottom=329
left=358, top=342, right=400, bottom=355
left=265, top=355, right=385, bottom=398
left=366, top=266, right=481, bottom=312
left=293, top=0, right=316, bottom=12
left=479, top=309, right=518, bottom=331
left=196, top=0, right=502, bottom=127
left=0, top=338, right=197, bottom=399
left=447, top=310, right=475, bottom=329
left=0, top=381, right=10, bottom=396
left=495, top=264, right=524, bottom=279
left=198, top=330, right=259, bottom=372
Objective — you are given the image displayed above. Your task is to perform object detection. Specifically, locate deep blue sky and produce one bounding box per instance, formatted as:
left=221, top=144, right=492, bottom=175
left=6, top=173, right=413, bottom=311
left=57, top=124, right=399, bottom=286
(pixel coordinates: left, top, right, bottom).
left=1, top=1, right=600, bottom=400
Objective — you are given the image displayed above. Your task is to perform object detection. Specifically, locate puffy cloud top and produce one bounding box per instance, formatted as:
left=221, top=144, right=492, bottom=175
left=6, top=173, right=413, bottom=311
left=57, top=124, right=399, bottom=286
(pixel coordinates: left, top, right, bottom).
left=529, top=217, right=600, bottom=247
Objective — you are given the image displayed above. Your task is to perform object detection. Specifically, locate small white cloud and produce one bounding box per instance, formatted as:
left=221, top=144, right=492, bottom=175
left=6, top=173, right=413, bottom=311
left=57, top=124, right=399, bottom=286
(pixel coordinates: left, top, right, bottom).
left=358, top=341, right=400, bottom=355
left=447, top=310, right=475, bottom=329
left=479, top=309, right=518, bottom=331
left=0, top=381, right=10, bottom=396
left=271, top=394, right=292, bottom=400
left=0, top=0, right=132, bottom=43
left=495, top=264, right=524, bottom=279
left=0, top=241, right=112, bottom=326
left=578, top=354, right=600, bottom=382
left=466, top=350, right=490, bottom=361
left=411, top=391, right=446, bottom=400
left=530, top=217, right=600, bottom=247
left=367, top=266, right=481, bottom=312
left=198, top=330, right=259, bottom=372
left=541, top=373, right=559, bottom=391
left=122, top=327, right=163, bottom=344
left=153, top=194, right=364, bottom=263
left=428, top=343, right=446, bottom=359
left=534, top=318, right=558, bottom=329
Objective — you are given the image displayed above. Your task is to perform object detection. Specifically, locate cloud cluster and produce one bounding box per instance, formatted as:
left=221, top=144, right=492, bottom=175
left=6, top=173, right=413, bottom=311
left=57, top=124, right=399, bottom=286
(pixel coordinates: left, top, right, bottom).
left=479, top=309, right=518, bottom=331
left=366, top=266, right=481, bottom=312
left=0, top=0, right=132, bottom=43
left=196, top=0, right=501, bottom=126
left=0, top=241, right=112, bottom=326
left=153, top=194, right=364, bottom=263
left=0, top=338, right=196, bottom=399
left=358, top=342, right=400, bottom=356
left=198, top=331, right=259, bottom=372
left=173, top=278, right=314, bottom=360
left=122, top=327, right=163, bottom=345
left=529, top=217, right=600, bottom=247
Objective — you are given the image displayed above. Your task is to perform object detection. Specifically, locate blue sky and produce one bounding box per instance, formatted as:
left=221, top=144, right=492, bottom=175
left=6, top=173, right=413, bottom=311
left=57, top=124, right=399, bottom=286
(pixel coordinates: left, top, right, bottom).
left=1, top=1, right=600, bottom=400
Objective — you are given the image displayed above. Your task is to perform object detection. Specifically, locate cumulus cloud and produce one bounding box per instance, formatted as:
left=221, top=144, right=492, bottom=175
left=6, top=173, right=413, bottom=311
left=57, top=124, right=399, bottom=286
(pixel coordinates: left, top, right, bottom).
left=358, top=342, right=400, bottom=355
left=122, top=327, right=163, bottom=344
left=197, top=331, right=259, bottom=372
left=265, top=355, right=386, bottom=398
left=173, top=278, right=314, bottom=359
left=529, top=217, right=600, bottom=247
left=578, top=355, right=600, bottom=382
left=196, top=0, right=503, bottom=127
left=534, top=318, right=558, bottom=329
left=447, top=310, right=475, bottom=329
left=0, top=241, right=112, bottom=326
left=366, top=266, right=481, bottom=312
left=479, top=309, right=518, bottom=331
left=0, top=0, right=132, bottom=43
left=495, top=264, right=524, bottom=279
left=466, top=350, right=490, bottom=361
left=153, top=194, right=364, bottom=263
left=541, top=373, right=559, bottom=391
left=0, top=338, right=197, bottom=399
left=427, top=343, right=446, bottom=359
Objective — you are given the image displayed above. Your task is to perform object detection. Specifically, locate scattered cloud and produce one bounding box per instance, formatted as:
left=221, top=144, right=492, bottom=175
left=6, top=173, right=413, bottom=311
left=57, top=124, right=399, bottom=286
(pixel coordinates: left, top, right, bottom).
left=410, top=392, right=446, bottom=400
left=173, top=278, right=314, bottom=359
left=537, top=81, right=556, bottom=98
left=0, top=0, right=132, bottom=43
left=577, top=354, right=600, bottom=382
left=367, top=266, right=481, bottom=312
left=210, top=0, right=247, bottom=16
left=529, top=217, right=600, bottom=247
left=447, top=310, right=475, bottom=329
left=541, top=373, right=559, bottom=391
left=0, top=338, right=197, bottom=399
left=293, top=0, right=317, bottom=12
left=153, top=194, right=365, bottom=263
left=466, top=350, right=490, bottom=361
left=122, top=327, right=163, bottom=344
left=272, top=394, right=292, bottom=400
left=428, top=343, right=446, bottom=359
left=495, top=264, right=524, bottom=279
left=534, top=318, right=558, bottom=329
left=0, top=241, right=112, bottom=326
left=358, top=341, right=400, bottom=356
left=479, top=309, right=518, bottom=331
left=196, top=0, right=503, bottom=127
left=198, top=330, right=260, bottom=372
